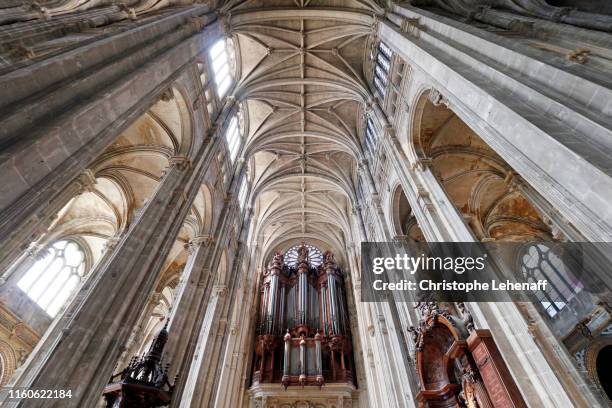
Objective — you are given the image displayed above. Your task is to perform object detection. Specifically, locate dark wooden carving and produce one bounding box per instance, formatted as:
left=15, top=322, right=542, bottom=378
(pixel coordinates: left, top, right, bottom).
left=103, top=320, right=175, bottom=408
left=411, top=303, right=526, bottom=408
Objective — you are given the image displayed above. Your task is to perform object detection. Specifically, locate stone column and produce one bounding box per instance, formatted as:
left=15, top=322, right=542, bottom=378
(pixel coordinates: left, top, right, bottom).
left=358, top=158, right=392, bottom=241
left=178, top=202, right=254, bottom=407
left=3, top=119, right=221, bottom=408
left=162, top=234, right=216, bottom=380
left=119, top=291, right=164, bottom=365
left=212, top=238, right=260, bottom=408
left=177, top=282, right=230, bottom=408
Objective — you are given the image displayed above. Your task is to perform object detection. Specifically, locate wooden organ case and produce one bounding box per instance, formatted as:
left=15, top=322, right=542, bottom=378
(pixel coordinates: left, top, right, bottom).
left=252, top=244, right=355, bottom=389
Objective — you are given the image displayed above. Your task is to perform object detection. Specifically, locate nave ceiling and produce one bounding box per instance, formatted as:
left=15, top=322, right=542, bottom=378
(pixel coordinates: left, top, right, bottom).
left=225, top=0, right=382, bottom=264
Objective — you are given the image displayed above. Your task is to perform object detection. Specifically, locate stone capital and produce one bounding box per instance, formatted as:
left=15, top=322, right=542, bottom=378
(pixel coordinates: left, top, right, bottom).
left=411, top=157, right=432, bottom=171
left=27, top=244, right=47, bottom=261
left=191, top=235, right=214, bottom=248
left=102, top=236, right=121, bottom=252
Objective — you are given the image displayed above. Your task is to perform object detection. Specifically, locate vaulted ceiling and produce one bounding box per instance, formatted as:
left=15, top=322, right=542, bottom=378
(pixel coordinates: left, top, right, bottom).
left=226, top=0, right=381, bottom=263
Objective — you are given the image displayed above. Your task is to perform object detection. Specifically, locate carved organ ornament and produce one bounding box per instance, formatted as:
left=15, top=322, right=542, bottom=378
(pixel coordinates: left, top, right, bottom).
left=252, top=244, right=354, bottom=389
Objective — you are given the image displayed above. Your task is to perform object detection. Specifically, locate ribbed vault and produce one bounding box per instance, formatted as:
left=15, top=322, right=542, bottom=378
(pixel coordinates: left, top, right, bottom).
left=227, top=0, right=381, bottom=263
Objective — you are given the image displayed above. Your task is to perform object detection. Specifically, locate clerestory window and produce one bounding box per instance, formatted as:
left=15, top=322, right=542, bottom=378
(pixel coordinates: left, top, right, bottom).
left=373, top=41, right=392, bottom=98
left=238, top=177, right=248, bottom=210
left=225, top=116, right=241, bottom=162
left=365, top=117, right=378, bottom=156
left=210, top=39, right=233, bottom=98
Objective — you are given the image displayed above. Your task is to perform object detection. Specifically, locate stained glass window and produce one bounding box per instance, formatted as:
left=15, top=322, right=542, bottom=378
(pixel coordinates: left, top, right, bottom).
left=225, top=116, right=241, bottom=162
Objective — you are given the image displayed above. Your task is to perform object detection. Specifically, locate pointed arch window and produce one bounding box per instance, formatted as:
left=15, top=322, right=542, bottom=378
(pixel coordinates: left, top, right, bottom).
left=521, top=243, right=582, bottom=318
left=17, top=240, right=87, bottom=317
left=210, top=39, right=233, bottom=98
left=225, top=116, right=241, bottom=162
left=373, top=41, right=392, bottom=98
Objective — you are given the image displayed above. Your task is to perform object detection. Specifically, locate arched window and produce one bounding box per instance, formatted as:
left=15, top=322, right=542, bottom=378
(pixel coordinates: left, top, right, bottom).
left=521, top=243, right=582, bottom=318
left=17, top=240, right=86, bottom=317
left=225, top=115, right=241, bottom=162
left=210, top=38, right=233, bottom=98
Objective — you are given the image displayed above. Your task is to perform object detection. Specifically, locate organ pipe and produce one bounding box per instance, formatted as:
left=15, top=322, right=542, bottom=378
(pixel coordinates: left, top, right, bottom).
left=282, top=331, right=291, bottom=388
left=299, top=336, right=306, bottom=385
left=253, top=244, right=354, bottom=388
left=321, top=285, right=328, bottom=336
left=315, top=332, right=323, bottom=385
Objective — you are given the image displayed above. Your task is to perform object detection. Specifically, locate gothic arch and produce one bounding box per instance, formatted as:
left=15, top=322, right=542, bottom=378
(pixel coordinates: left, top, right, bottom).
left=409, top=89, right=553, bottom=241
left=390, top=184, right=424, bottom=241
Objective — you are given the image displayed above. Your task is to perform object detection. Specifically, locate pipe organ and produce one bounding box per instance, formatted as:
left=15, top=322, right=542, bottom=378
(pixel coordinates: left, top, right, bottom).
left=252, top=244, right=354, bottom=389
